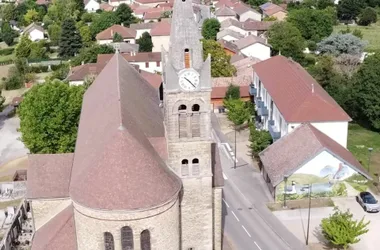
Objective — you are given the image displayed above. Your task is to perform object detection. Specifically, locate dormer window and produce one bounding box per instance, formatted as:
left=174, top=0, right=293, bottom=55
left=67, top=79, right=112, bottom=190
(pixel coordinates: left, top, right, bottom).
left=184, top=48, right=190, bottom=68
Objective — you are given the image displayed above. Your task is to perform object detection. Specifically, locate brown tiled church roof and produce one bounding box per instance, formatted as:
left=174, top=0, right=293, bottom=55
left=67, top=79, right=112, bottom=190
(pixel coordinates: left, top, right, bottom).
left=69, top=54, right=181, bottom=210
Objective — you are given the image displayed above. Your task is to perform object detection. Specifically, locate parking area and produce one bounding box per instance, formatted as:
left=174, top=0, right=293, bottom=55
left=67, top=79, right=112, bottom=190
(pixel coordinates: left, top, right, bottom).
left=273, top=197, right=380, bottom=250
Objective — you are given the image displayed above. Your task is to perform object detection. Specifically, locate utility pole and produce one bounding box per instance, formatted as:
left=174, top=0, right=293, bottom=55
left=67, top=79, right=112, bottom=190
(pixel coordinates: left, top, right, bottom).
left=283, top=175, right=288, bottom=208
left=368, top=147, right=373, bottom=173
left=234, top=124, right=237, bottom=169
left=306, top=184, right=312, bottom=245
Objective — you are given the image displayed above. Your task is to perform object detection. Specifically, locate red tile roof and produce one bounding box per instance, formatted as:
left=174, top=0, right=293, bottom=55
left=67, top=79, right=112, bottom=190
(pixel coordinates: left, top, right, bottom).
left=234, top=34, right=269, bottom=49
left=27, top=153, right=74, bottom=199
left=140, top=70, right=162, bottom=89
left=100, top=2, right=114, bottom=11
left=143, top=10, right=164, bottom=20
left=259, top=123, right=370, bottom=187
left=97, top=52, right=161, bottom=64
left=253, top=56, right=351, bottom=123
left=212, top=74, right=251, bottom=87
left=96, top=25, right=137, bottom=40
left=211, top=85, right=249, bottom=99
left=135, top=0, right=167, bottom=4
left=150, top=21, right=171, bottom=36
left=67, top=63, right=106, bottom=81
left=31, top=205, right=76, bottom=250
left=215, top=5, right=237, bottom=16
left=243, top=20, right=276, bottom=31
left=69, top=54, right=181, bottom=210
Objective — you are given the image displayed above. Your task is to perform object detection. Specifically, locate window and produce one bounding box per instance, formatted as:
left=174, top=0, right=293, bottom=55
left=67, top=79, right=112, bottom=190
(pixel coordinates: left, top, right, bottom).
left=145, top=62, right=149, bottom=68
left=156, top=61, right=160, bottom=67
left=181, top=159, right=189, bottom=177
left=184, top=48, right=190, bottom=68
left=191, top=104, right=200, bottom=137
left=104, top=232, right=115, bottom=250
left=140, top=230, right=151, bottom=250
left=179, top=105, right=187, bottom=138
left=192, top=158, right=200, bottom=176
left=121, top=226, right=134, bottom=250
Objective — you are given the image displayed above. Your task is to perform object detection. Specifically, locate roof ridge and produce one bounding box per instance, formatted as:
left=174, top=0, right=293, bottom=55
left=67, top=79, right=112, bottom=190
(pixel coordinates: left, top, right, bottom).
left=305, top=123, right=325, bottom=149
left=115, top=54, right=124, bottom=130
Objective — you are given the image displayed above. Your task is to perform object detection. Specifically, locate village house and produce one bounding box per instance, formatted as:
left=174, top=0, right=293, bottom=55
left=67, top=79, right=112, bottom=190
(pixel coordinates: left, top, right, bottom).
left=215, top=5, right=237, bottom=22
left=134, top=0, right=168, bottom=7
left=259, top=2, right=287, bottom=21
left=217, top=29, right=244, bottom=42
left=233, top=2, right=261, bottom=22
left=22, top=23, right=45, bottom=41
left=143, top=8, right=172, bottom=22
left=96, top=24, right=137, bottom=44
left=130, top=22, right=157, bottom=38
left=108, top=0, right=131, bottom=7
left=151, top=21, right=171, bottom=52
left=234, top=34, right=271, bottom=60
left=220, top=18, right=275, bottom=38
left=220, top=18, right=251, bottom=36
left=84, top=0, right=100, bottom=12
left=217, top=39, right=238, bottom=55
left=251, top=56, right=351, bottom=147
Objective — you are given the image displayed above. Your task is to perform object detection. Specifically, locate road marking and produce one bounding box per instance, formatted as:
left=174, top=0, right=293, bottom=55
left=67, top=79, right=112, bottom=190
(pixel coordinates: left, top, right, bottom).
left=241, top=225, right=251, bottom=237
left=254, top=241, right=262, bottom=250
left=222, top=199, right=230, bottom=208
left=231, top=211, right=240, bottom=222
left=223, top=172, right=228, bottom=180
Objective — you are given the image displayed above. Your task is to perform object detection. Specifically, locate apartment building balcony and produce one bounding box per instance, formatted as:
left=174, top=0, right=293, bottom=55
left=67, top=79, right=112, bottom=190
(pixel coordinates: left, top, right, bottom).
left=257, top=101, right=268, bottom=116
left=254, top=96, right=261, bottom=107
left=268, top=120, right=281, bottom=141
left=249, top=85, right=257, bottom=96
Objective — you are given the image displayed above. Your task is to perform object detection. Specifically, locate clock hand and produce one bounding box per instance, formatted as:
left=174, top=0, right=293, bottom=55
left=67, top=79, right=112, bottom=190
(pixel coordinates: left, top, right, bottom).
left=184, top=77, right=196, bottom=88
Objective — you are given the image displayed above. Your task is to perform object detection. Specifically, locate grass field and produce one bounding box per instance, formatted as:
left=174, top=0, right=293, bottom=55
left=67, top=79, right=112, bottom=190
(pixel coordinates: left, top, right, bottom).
left=333, top=22, right=380, bottom=52
left=347, top=123, right=380, bottom=193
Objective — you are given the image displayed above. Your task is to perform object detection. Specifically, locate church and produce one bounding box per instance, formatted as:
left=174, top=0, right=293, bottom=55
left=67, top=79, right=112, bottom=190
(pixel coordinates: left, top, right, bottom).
left=26, top=0, right=224, bottom=249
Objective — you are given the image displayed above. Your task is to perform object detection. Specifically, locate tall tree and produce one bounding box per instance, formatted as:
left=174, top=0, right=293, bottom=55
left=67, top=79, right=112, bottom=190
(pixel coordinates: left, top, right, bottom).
left=71, top=44, right=115, bottom=66
left=358, top=7, right=377, bottom=26
left=114, top=3, right=135, bottom=26
left=1, top=22, right=18, bottom=46
left=48, top=23, right=62, bottom=46
left=245, top=0, right=266, bottom=8
left=202, top=18, right=220, bottom=40
left=287, top=8, right=334, bottom=42
left=351, top=54, right=380, bottom=129
left=321, top=207, right=369, bottom=249
left=223, top=98, right=251, bottom=126
left=202, top=39, right=236, bottom=77
left=267, top=22, right=306, bottom=63
left=15, top=35, right=32, bottom=59
left=29, top=41, right=47, bottom=60
left=224, top=84, right=240, bottom=100
left=19, top=80, right=85, bottom=153
left=79, top=25, right=93, bottom=47
left=337, top=0, right=364, bottom=21
left=1, top=4, right=16, bottom=22
left=59, top=18, right=83, bottom=58
left=249, top=122, right=272, bottom=158
left=113, top=32, right=123, bottom=42
left=90, top=11, right=119, bottom=36
left=316, top=0, right=335, bottom=9
left=317, top=33, right=367, bottom=56
left=136, top=32, right=153, bottom=52
left=24, top=9, right=39, bottom=25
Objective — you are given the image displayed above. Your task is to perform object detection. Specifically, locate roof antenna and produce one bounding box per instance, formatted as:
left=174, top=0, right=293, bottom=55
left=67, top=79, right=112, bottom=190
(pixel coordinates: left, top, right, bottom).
left=311, top=83, right=314, bottom=94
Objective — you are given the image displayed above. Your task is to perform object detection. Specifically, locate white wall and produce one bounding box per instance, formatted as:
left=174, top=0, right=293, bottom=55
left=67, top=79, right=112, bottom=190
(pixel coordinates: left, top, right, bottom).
left=239, top=11, right=261, bottom=22
left=135, top=28, right=151, bottom=39
left=69, top=80, right=84, bottom=86
left=97, top=39, right=112, bottom=45
left=288, top=122, right=349, bottom=148
left=295, top=150, right=357, bottom=181
left=221, top=34, right=240, bottom=42
left=152, top=35, right=170, bottom=52
left=131, top=61, right=162, bottom=73
left=29, top=29, right=44, bottom=41
left=240, top=43, right=270, bottom=60
left=217, top=16, right=237, bottom=23
left=85, top=0, right=100, bottom=12
left=224, top=26, right=253, bottom=36
left=108, top=0, right=131, bottom=7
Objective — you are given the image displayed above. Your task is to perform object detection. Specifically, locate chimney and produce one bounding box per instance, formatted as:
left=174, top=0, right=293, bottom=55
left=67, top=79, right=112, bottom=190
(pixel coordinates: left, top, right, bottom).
left=81, top=61, right=84, bottom=65
left=111, top=29, right=114, bottom=36
left=311, top=83, right=314, bottom=94
left=121, top=23, right=124, bottom=27
left=184, top=48, right=190, bottom=68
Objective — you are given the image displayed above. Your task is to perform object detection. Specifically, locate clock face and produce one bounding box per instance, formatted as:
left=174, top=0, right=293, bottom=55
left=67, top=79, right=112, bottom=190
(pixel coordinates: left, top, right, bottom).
left=179, top=70, right=200, bottom=91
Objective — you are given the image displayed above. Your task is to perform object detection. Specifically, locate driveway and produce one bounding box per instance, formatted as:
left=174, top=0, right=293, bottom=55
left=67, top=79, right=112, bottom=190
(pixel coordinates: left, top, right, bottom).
left=0, top=106, right=29, bottom=166
left=273, top=197, right=380, bottom=250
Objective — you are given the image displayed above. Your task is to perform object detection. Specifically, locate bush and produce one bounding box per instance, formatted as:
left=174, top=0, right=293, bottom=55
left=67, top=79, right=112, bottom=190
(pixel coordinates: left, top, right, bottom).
left=4, top=66, right=24, bottom=90
left=29, top=65, right=49, bottom=73
left=358, top=7, right=377, bottom=26
left=307, top=40, right=317, bottom=51
left=0, top=48, right=15, bottom=56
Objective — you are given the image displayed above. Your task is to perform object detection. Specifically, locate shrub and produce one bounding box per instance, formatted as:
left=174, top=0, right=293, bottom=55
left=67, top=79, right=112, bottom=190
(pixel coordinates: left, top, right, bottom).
left=0, top=48, right=15, bottom=56
left=4, top=66, right=24, bottom=90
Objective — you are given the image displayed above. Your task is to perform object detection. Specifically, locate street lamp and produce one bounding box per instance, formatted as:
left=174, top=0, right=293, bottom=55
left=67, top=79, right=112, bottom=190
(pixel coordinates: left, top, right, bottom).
left=306, top=183, right=312, bottom=246
left=368, top=147, right=373, bottom=173
left=283, top=175, right=289, bottom=208
left=234, top=124, right=237, bottom=169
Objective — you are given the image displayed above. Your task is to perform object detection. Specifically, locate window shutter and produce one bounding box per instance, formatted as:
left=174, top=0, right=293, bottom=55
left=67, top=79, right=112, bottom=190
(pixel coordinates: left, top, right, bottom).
left=191, top=113, right=200, bottom=137
left=179, top=113, right=187, bottom=138
left=192, top=164, right=200, bottom=176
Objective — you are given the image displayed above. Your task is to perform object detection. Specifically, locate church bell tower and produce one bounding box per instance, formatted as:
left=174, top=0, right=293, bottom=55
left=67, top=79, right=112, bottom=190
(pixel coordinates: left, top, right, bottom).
left=162, top=0, right=214, bottom=248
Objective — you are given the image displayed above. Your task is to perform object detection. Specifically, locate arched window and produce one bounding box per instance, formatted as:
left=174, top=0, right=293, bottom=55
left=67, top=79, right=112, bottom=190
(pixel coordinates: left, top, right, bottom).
left=191, top=104, right=200, bottom=137
left=140, top=230, right=151, bottom=250
left=104, top=232, right=115, bottom=250
left=178, top=105, right=187, bottom=138
left=184, top=48, right=190, bottom=68
left=192, top=158, right=200, bottom=176
left=121, top=226, right=134, bottom=250
left=181, top=159, right=189, bottom=177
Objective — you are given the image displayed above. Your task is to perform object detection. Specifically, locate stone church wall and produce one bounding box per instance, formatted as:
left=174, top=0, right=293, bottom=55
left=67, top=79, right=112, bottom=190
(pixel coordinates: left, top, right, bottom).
left=213, top=187, right=223, bottom=250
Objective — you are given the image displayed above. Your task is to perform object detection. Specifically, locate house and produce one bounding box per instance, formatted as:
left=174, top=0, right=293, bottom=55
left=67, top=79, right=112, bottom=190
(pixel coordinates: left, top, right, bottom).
left=112, top=42, right=139, bottom=53
left=9, top=20, right=20, bottom=31
left=217, top=29, right=244, bottom=42
left=134, top=0, right=167, bottom=7
left=151, top=21, right=171, bottom=52
left=220, top=18, right=251, bottom=36
left=84, top=0, right=100, bottom=12
left=100, top=2, right=114, bottom=11
left=97, top=52, right=162, bottom=73
left=96, top=25, right=137, bottom=44
left=233, top=56, right=261, bottom=76
left=230, top=53, right=245, bottom=63
left=233, top=2, right=261, bottom=22
left=259, top=123, right=370, bottom=200
left=242, top=19, right=276, bottom=38
left=251, top=56, right=352, bottom=147
left=259, top=2, right=287, bottom=21
left=215, top=5, right=237, bottom=22
left=108, top=0, right=131, bottom=7
left=133, top=5, right=153, bottom=19
left=214, top=0, right=238, bottom=9
left=130, top=22, right=158, bottom=38
left=234, top=35, right=271, bottom=60
left=22, top=23, right=45, bottom=41
left=143, top=8, right=172, bottom=23
left=217, top=39, right=238, bottom=55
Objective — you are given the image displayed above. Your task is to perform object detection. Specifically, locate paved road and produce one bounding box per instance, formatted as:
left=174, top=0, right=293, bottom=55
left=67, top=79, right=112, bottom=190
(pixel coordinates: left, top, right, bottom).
left=212, top=114, right=306, bottom=250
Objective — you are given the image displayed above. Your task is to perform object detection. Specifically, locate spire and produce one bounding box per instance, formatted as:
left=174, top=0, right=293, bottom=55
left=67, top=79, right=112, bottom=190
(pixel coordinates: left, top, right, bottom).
left=169, top=0, right=203, bottom=71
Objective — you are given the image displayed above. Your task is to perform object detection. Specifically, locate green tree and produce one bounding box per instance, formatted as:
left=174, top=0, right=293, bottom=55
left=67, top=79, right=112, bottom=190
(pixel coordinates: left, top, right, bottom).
left=202, top=39, right=236, bottom=77
left=15, top=35, right=32, bottom=59
left=201, top=18, right=220, bottom=40
left=358, top=7, right=377, bottom=26
left=79, top=25, right=93, bottom=47
left=0, top=90, right=5, bottom=112
left=24, top=9, right=39, bottom=25
left=19, top=80, right=85, bottom=153
left=267, top=22, right=306, bottom=63
left=317, top=33, right=366, bottom=56
left=352, top=29, right=363, bottom=39
left=90, top=11, right=119, bottom=36
left=249, top=123, right=272, bottom=157
left=337, top=0, right=364, bottom=21
left=287, top=8, right=334, bottom=42
left=1, top=4, right=16, bottom=22
left=1, top=22, right=18, bottom=46
left=351, top=54, right=380, bottom=129
left=48, top=23, right=62, bottom=46
left=29, top=41, right=47, bottom=60
left=71, top=44, right=115, bottom=66
left=321, top=207, right=369, bottom=249
left=316, top=0, right=335, bottom=9
left=136, top=32, right=153, bottom=52
left=115, top=3, right=135, bottom=26
left=223, top=98, right=251, bottom=126
left=59, top=18, right=83, bottom=58
left=113, top=32, right=123, bottom=42
left=225, top=84, right=240, bottom=100
left=245, top=0, right=266, bottom=8
left=45, top=0, right=79, bottom=24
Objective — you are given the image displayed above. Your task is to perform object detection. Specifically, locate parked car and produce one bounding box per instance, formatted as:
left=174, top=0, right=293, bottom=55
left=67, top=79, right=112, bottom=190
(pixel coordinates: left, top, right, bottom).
left=356, top=191, right=380, bottom=212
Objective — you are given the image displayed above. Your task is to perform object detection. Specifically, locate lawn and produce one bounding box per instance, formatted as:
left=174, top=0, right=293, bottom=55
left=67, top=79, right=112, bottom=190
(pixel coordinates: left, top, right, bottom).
left=347, top=123, right=380, bottom=193
left=333, top=22, right=380, bottom=52
left=0, top=54, right=14, bottom=63
left=267, top=198, right=334, bottom=211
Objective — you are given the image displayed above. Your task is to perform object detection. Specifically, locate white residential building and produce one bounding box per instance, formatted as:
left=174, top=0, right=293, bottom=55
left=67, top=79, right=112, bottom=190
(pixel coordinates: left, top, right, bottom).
left=22, top=23, right=45, bottom=41
left=150, top=21, right=171, bottom=52
left=234, top=35, right=270, bottom=60
left=84, top=0, right=100, bottom=12
left=251, top=56, right=351, bottom=148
